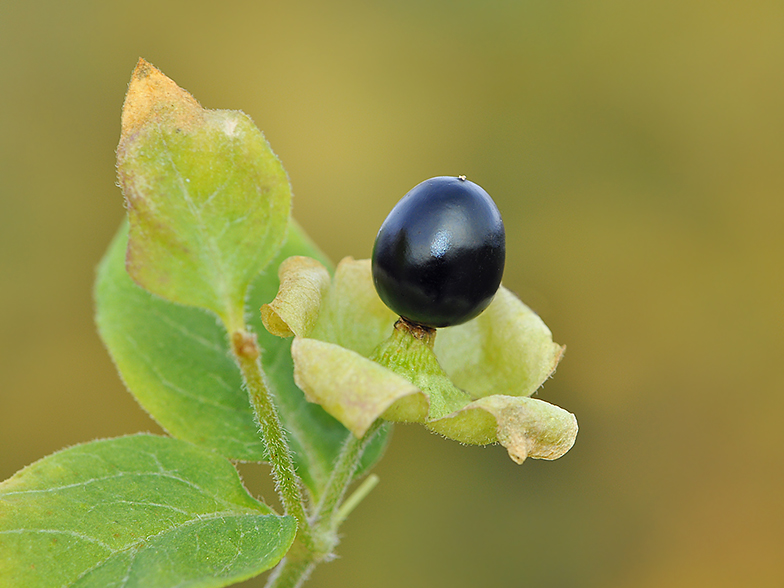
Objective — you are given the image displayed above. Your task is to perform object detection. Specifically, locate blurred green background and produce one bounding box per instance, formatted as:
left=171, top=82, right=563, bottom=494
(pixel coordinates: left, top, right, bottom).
left=2, top=1, right=783, bottom=586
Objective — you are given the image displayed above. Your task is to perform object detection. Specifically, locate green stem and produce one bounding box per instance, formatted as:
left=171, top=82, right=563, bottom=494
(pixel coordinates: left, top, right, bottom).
left=265, top=421, right=385, bottom=588
left=314, top=420, right=384, bottom=531
left=264, top=541, right=315, bottom=588
left=229, top=318, right=384, bottom=587
left=231, top=328, right=313, bottom=549
left=335, top=474, right=379, bottom=525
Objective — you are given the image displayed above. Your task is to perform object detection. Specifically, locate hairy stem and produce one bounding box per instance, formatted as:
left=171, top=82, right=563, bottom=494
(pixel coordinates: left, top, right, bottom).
left=231, top=328, right=313, bottom=549
left=229, top=320, right=383, bottom=587
left=264, top=421, right=385, bottom=588
left=314, top=420, right=384, bottom=531
left=264, top=541, right=316, bottom=588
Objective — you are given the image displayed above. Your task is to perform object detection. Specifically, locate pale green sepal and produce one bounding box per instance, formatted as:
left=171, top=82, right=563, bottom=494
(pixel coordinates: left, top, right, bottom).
left=0, top=434, right=296, bottom=588
left=291, top=337, right=425, bottom=436
left=435, top=286, right=565, bottom=399
left=309, top=258, right=398, bottom=357
left=380, top=392, right=431, bottom=424
left=117, top=60, right=291, bottom=326
left=261, top=255, right=577, bottom=463
left=261, top=256, right=331, bottom=337
left=426, top=396, right=578, bottom=464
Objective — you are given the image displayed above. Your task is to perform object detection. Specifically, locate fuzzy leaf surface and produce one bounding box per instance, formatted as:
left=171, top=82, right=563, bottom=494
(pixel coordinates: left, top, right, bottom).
left=95, top=221, right=388, bottom=499
left=0, top=434, right=295, bottom=588
left=116, top=59, right=290, bottom=325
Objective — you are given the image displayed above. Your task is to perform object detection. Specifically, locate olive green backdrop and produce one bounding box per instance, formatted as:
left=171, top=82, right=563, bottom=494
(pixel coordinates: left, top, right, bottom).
left=2, top=2, right=782, bottom=587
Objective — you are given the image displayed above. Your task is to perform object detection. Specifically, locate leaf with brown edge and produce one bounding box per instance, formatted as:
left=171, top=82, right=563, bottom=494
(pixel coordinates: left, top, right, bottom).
left=117, top=59, right=291, bottom=328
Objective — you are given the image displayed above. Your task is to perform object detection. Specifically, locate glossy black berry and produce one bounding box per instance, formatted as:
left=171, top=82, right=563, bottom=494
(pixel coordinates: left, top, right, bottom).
left=372, top=176, right=505, bottom=328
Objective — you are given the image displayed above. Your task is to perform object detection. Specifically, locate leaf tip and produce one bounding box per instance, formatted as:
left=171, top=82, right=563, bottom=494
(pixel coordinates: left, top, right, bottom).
left=133, top=56, right=155, bottom=80
left=120, top=58, right=202, bottom=144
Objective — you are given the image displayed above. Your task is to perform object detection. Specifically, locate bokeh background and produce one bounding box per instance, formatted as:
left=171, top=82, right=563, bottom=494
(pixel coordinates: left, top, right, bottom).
left=2, top=1, right=783, bottom=586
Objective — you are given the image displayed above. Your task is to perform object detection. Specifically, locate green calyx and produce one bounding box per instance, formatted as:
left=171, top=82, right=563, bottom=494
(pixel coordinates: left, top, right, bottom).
left=262, top=256, right=578, bottom=464
left=370, top=320, right=472, bottom=421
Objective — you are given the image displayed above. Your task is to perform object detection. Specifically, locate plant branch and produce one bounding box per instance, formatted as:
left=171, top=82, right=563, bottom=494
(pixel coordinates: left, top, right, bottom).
left=335, top=474, right=379, bottom=525
left=264, top=421, right=385, bottom=588
left=231, top=328, right=313, bottom=549
left=264, top=540, right=316, bottom=588
left=230, top=322, right=384, bottom=588
left=314, top=420, right=384, bottom=532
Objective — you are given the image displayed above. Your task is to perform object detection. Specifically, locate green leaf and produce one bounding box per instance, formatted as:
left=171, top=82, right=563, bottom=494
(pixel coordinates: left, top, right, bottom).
left=95, top=220, right=388, bottom=499
left=116, top=59, right=290, bottom=327
left=0, top=434, right=295, bottom=588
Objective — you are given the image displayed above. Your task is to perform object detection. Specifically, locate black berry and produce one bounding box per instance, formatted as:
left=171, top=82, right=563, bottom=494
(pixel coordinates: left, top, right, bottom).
left=372, top=176, right=505, bottom=328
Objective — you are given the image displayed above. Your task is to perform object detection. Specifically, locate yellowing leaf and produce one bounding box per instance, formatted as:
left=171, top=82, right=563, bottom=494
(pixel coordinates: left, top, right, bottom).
left=117, top=59, right=291, bottom=327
